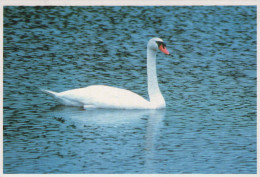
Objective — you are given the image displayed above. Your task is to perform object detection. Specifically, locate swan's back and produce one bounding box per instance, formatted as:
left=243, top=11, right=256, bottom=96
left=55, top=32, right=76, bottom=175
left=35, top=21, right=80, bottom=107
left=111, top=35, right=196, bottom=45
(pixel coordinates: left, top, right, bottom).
left=58, top=85, right=151, bottom=109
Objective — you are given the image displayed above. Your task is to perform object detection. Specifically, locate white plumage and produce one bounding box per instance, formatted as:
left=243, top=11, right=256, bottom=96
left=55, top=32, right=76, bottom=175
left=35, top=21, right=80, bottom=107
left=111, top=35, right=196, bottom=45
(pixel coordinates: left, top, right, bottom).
left=42, top=37, right=170, bottom=109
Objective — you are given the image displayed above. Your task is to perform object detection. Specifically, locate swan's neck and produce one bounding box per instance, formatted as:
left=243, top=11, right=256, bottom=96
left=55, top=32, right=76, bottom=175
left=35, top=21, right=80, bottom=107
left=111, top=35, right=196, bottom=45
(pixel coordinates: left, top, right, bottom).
left=147, top=48, right=165, bottom=108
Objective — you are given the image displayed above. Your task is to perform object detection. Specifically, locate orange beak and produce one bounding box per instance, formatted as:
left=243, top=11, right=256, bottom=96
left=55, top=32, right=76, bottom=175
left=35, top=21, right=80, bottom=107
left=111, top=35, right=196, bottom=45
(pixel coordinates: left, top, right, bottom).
left=159, top=44, right=170, bottom=55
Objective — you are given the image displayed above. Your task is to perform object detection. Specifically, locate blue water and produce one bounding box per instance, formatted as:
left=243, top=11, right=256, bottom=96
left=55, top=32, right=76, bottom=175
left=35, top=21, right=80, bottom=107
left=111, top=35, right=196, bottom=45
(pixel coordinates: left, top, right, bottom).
left=3, top=6, right=256, bottom=174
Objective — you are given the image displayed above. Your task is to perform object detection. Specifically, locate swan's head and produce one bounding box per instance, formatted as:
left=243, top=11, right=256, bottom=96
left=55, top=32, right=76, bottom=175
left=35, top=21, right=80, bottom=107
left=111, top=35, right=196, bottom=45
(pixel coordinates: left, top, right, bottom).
left=148, top=37, right=170, bottom=55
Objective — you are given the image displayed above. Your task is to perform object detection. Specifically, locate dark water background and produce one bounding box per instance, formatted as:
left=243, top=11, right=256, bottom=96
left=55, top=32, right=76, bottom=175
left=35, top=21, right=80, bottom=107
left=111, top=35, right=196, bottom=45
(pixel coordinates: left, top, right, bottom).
left=3, top=6, right=256, bottom=173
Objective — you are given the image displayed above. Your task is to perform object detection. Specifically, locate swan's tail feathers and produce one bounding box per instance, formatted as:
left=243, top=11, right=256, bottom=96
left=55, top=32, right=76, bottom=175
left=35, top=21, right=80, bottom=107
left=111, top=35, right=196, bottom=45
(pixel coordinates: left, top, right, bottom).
left=41, top=89, right=82, bottom=106
left=40, top=89, right=59, bottom=98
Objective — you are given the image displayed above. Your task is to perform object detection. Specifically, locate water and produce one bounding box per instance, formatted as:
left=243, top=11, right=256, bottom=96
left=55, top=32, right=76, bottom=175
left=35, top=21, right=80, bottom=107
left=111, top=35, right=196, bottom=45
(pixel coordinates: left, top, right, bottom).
left=3, top=6, right=256, bottom=174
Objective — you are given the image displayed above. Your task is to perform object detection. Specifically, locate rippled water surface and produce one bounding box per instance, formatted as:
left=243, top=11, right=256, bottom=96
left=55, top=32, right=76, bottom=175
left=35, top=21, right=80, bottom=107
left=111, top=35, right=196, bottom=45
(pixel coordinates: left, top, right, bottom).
left=3, top=6, right=256, bottom=174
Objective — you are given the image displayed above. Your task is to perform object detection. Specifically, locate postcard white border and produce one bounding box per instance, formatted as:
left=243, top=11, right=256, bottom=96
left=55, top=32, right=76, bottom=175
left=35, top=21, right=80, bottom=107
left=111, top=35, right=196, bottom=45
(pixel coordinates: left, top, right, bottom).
left=0, top=0, right=259, bottom=177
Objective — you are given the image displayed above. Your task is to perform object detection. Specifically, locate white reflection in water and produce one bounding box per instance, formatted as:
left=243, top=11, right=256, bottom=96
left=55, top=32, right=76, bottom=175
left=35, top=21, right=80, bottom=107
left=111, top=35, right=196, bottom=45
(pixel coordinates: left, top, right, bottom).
left=144, top=110, right=165, bottom=173
left=48, top=106, right=165, bottom=173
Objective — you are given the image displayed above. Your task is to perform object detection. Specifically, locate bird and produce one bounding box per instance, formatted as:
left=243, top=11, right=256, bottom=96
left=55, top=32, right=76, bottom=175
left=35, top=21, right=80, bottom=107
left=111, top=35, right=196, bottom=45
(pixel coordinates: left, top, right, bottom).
left=42, top=37, right=170, bottom=109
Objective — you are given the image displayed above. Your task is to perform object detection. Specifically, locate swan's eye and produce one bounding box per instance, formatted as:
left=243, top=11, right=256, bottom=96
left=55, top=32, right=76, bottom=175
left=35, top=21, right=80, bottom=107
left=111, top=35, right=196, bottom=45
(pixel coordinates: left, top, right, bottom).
left=156, top=41, right=166, bottom=49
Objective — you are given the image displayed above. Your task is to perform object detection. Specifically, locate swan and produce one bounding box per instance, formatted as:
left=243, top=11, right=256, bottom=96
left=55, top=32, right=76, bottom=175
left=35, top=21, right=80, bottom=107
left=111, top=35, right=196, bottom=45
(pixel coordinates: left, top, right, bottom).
left=42, top=37, right=170, bottom=109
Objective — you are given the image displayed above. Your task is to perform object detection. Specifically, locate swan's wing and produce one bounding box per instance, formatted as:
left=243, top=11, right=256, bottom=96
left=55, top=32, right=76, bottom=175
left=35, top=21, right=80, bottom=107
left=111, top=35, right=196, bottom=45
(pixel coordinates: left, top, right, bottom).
left=58, top=85, right=151, bottom=109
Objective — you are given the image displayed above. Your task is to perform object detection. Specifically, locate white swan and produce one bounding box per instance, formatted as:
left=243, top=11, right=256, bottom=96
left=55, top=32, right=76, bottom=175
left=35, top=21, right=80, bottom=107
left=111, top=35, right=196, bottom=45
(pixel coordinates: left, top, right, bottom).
left=42, top=37, right=170, bottom=109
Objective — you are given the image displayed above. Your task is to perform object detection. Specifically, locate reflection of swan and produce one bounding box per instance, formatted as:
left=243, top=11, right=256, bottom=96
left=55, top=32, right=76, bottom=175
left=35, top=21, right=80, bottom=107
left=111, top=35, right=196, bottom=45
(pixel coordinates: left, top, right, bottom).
left=50, top=106, right=153, bottom=125
left=49, top=106, right=164, bottom=126
left=42, top=38, right=169, bottom=109
left=47, top=106, right=165, bottom=172
left=144, top=109, right=165, bottom=173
